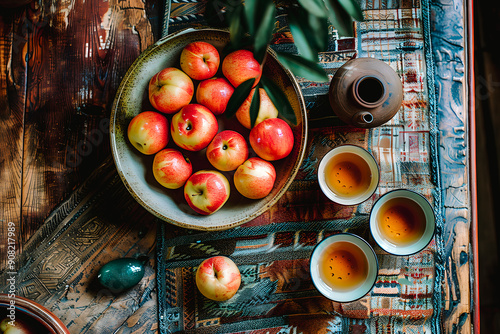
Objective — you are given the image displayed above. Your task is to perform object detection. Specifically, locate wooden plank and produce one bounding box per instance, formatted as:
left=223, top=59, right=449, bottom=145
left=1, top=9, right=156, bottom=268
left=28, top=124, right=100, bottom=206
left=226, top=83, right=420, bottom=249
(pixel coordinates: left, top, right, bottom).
left=1, top=158, right=159, bottom=333
left=19, top=0, right=155, bottom=247
left=0, top=8, right=28, bottom=269
left=430, top=0, right=473, bottom=332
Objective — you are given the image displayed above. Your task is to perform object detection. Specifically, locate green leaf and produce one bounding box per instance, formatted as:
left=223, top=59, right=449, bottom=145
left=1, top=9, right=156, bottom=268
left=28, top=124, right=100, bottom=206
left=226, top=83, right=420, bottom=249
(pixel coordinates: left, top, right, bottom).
left=337, top=0, right=364, bottom=22
left=288, top=7, right=329, bottom=61
left=249, top=85, right=261, bottom=128
left=260, top=76, right=297, bottom=125
left=306, top=12, right=330, bottom=52
left=288, top=8, right=317, bottom=61
left=228, top=4, right=247, bottom=49
left=325, top=0, right=355, bottom=37
left=244, top=0, right=258, bottom=35
left=297, top=0, right=328, bottom=18
left=275, top=52, right=328, bottom=82
left=253, top=0, right=276, bottom=63
left=225, top=78, right=254, bottom=119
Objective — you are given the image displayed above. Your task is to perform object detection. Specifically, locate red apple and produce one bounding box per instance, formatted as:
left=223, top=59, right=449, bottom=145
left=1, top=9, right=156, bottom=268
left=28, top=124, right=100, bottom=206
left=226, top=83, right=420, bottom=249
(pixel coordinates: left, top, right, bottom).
left=206, top=130, right=249, bottom=171
left=234, top=157, right=276, bottom=199
left=180, top=41, right=220, bottom=81
left=127, top=111, right=169, bottom=155
left=195, top=256, right=241, bottom=301
left=249, top=118, right=294, bottom=161
left=148, top=67, right=194, bottom=114
left=235, top=88, right=279, bottom=128
left=196, top=77, right=234, bottom=115
left=222, top=49, right=262, bottom=88
left=152, top=149, right=192, bottom=189
left=184, top=170, right=230, bottom=215
left=170, top=104, right=218, bottom=151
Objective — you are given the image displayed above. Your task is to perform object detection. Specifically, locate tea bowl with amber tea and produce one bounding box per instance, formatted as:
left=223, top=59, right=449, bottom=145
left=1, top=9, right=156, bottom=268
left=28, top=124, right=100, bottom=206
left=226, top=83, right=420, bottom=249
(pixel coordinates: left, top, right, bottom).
left=369, top=189, right=436, bottom=256
left=310, top=233, right=379, bottom=302
left=317, top=145, right=380, bottom=205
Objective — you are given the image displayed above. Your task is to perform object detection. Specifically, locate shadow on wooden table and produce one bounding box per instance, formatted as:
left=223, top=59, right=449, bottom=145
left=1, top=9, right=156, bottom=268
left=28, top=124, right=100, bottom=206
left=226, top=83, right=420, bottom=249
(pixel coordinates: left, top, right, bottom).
left=475, top=0, right=500, bottom=332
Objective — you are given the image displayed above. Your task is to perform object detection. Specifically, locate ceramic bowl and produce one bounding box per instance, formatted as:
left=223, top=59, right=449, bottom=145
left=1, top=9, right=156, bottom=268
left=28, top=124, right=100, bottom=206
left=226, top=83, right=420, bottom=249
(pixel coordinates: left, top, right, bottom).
left=369, top=189, right=436, bottom=255
left=110, top=28, right=307, bottom=230
left=309, top=233, right=378, bottom=303
left=317, top=145, right=380, bottom=205
left=0, top=294, right=69, bottom=333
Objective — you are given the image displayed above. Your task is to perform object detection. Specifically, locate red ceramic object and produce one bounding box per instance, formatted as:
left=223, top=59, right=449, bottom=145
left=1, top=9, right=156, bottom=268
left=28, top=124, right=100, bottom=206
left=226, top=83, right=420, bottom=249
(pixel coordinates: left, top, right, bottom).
left=0, top=294, right=69, bottom=334
left=329, top=57, right=404, bottom=128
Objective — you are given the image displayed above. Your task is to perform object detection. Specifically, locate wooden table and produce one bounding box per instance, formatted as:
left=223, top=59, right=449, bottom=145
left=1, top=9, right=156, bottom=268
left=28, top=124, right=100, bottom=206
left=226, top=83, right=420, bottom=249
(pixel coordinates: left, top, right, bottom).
left=0, top=0, right=478, bottom=333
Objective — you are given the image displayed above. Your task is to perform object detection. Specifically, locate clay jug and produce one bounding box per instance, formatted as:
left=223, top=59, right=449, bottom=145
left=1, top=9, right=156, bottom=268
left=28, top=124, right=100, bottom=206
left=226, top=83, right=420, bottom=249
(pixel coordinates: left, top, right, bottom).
left=328, top=57, right=403, bottom=128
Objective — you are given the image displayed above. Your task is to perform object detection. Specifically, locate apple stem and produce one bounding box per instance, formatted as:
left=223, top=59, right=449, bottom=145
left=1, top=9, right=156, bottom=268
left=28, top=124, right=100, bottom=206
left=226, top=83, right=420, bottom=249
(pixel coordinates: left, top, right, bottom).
left=213, top=265, right=218, bottom=279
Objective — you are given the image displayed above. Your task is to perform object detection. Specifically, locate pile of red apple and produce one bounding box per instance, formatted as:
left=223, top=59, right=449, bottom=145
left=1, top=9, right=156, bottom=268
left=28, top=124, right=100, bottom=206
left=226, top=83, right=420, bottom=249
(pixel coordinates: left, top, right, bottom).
left=127, top=41, right=294, bottom=215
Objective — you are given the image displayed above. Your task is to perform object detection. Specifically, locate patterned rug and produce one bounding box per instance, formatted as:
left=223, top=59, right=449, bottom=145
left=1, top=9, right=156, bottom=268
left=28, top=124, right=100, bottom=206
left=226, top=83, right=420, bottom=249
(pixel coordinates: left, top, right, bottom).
left=156, top=1, right=443, bottom=333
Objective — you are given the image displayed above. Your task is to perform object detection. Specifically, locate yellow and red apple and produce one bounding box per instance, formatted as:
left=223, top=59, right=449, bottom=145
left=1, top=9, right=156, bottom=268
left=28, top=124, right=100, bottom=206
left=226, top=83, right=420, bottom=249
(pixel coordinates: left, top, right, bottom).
left=170, top=104, right=218, bottom=151
left=196, top=77, right=234, bottom=115
left=152, top=148, right=192, bottom=189
left=235, top=88, right=278, bottom=129
left=127, top=111, right=169, bottom=155
left=206, top=130, right=249, bottom=171
left=222, top=49, right=262, bottom=88
left=184, top=170, right=230, bottom=215
left=148, top=67, right=194, bottom=114
left=234, top=157, right=276, bottom=199
left=249, top=118, right=294, bottom=161
left=0, top=317, right=35, bottom=334
left=180, top=41, right=220, bottom=81
left=195, top=256, right=241, bottom=301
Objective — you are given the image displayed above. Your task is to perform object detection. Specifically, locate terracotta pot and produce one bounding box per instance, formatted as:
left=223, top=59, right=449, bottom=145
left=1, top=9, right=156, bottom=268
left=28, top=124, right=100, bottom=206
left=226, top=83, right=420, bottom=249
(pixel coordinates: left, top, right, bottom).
left=0, top=294, right=70, bottom=333
left=328, top=57, right=403, bottom=128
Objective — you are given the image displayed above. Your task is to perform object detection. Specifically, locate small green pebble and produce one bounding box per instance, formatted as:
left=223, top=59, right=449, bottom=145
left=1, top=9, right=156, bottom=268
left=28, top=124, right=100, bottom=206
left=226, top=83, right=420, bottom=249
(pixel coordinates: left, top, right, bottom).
left=97, top=258, right=145, bottom=292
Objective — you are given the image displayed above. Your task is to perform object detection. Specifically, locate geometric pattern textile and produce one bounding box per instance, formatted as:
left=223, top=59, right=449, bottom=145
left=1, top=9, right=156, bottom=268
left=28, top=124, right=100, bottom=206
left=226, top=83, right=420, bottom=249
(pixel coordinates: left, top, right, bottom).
left=157, top=0, right=443, bottom=333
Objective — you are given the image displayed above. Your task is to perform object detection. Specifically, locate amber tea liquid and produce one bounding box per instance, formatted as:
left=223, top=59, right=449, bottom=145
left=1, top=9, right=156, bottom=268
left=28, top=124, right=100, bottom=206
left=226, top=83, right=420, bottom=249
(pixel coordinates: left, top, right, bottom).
left=376, top=197, right=426, bottom=246
left=319, top=241, right=369, bottom=291
left=325, top=152, right=372, bottom=198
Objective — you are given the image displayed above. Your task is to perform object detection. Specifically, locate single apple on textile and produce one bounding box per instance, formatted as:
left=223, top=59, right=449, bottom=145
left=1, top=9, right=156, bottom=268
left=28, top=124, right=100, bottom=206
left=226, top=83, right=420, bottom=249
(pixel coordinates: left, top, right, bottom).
left=170, top=104, right=219, bottom=151
left=0, top=317, right=35, bottom=334
left=184, top=170, right=230, bottom=215
left=235, top=87, right=278, bottom=129
left=222, top=49, right=262, bottom=88
left=152, top=148, right=192, bottom=189
left=196, top=77, right=234, bottom=115
left=234, top=157, right=276, bottom=199
left=127, top=111, right=169, bottom=155
left=249, top=118, right=294, bottom=161
left=148, top=67, right=194, bottom=114
left=206, top=130, right=249, bottom=172
left=180, top=41, right=220, bottom=81
left=195, top=256, right=241, bottom=301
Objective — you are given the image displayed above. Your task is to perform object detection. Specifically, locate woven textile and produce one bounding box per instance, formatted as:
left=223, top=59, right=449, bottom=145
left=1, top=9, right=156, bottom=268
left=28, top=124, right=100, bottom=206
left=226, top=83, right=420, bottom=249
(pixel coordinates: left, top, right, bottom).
left=157, top=1, right=442, bottom=333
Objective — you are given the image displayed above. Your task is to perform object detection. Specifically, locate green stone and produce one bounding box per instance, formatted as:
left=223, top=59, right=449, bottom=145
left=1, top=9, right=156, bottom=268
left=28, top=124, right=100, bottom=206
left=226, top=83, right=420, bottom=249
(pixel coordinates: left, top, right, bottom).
left=97, top=258, right=145, bottom=292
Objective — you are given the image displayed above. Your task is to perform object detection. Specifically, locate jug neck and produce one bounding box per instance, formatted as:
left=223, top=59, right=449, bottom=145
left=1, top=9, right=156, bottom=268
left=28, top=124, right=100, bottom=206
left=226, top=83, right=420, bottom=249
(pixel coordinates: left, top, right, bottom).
left=352, top=75, right=387, bottom=109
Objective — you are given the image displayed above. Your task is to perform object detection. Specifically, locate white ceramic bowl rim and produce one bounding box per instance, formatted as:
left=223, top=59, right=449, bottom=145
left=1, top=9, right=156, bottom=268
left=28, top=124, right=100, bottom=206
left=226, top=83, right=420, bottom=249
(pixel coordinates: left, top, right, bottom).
left=309, top=233, right=379, bottom=303
left=369, top=189, right=436, bottom=256
left=317, top=144, right=380, bottom=205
